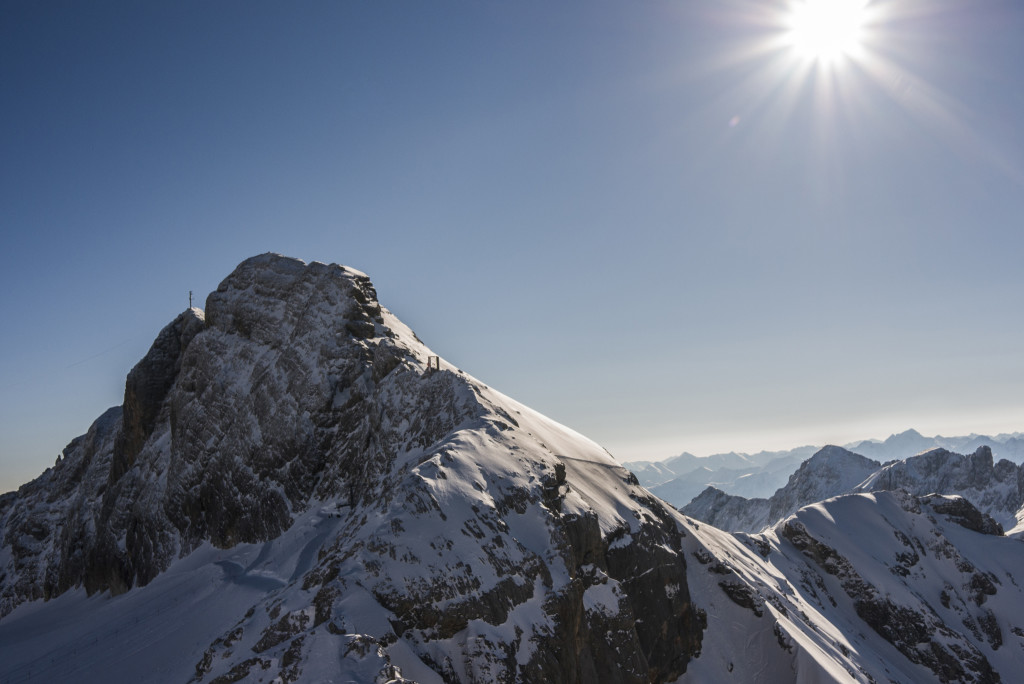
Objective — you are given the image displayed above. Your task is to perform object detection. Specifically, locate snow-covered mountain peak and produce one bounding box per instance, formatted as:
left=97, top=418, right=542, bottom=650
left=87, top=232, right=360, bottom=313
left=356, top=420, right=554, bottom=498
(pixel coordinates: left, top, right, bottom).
left=795, top=444, right=875, bottom=470
left=772, top=445, right=880, bottom=499
left=0, top=254, right=707, bottom=682
left=205, top=253, right=422, bottom=357
left=685, top=439, right=1024, bottom=541
left=682, top=445, right=884, bottom=533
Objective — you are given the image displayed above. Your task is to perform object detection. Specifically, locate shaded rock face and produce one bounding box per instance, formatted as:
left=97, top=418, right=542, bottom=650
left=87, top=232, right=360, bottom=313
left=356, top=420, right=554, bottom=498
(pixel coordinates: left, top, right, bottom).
left=532, top=500, right=703, bottom=684
left=926, top=495, right=1004, bottom=536
left=111, top=308, right=206, bottom=482
left=0, top=254, right=704, bottom=682
left=0, top=406, right=122, bottom=612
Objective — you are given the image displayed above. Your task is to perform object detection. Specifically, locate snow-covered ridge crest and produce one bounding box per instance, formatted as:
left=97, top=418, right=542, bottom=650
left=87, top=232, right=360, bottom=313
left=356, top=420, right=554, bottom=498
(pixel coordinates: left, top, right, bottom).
left=0, top=253, right=704, bottom=682
left=683, top=442, right=1024, bottom=535
left=678, top=489, right=1018, bottom=683
left=629, top=429, right=1024, bottom=510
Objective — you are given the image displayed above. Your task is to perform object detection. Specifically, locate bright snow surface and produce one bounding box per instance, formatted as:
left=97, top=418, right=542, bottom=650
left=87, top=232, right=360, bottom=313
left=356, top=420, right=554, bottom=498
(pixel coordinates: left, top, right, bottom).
left=680, top=490, right=1024, bottom=682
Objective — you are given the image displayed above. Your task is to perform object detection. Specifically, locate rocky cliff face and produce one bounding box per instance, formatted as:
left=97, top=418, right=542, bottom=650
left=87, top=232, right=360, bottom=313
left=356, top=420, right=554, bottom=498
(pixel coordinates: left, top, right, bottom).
left=0, top=254, right=703, bottom=683
left=680, top=487, right=773, bottom=533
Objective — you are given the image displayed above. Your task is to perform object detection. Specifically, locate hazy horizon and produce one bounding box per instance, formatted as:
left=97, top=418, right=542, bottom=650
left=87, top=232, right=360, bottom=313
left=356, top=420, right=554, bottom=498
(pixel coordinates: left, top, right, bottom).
left=3, top=0, right=1022, bottom=491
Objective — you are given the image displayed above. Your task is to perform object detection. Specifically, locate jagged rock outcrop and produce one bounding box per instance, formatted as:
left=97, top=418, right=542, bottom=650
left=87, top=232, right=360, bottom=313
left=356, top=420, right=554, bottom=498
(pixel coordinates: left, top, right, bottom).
left=112, top=308, right=206, bottom=481
left=0, top=254, right=704, bottom=683
left=855, top=446, right=1024, bottom=530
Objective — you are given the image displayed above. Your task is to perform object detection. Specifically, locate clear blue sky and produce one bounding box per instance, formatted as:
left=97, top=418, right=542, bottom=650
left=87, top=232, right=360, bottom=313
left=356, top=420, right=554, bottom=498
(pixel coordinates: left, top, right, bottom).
left=2, top=0, right=1023, bottom=492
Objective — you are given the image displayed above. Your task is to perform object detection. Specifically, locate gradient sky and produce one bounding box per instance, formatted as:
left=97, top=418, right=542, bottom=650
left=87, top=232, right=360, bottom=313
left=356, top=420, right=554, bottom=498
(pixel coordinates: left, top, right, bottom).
left=2, top=0, right=1023, bottom=493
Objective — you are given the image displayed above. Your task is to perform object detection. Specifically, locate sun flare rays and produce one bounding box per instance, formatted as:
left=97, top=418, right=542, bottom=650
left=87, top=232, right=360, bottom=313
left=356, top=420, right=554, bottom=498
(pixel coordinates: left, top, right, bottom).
left=785, top=0, right=869, bottom=63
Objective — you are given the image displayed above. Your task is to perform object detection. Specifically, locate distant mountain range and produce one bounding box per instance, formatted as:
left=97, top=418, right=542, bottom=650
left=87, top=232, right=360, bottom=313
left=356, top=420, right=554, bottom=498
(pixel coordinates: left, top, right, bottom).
left=625, top=428, right=1024, bottom=508
left=682, top=444, right=1024, bottom=535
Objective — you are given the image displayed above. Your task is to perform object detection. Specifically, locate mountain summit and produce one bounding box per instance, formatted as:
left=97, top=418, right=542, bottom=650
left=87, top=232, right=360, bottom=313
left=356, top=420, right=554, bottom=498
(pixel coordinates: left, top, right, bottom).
left=0, top=254, right=702, bottom=682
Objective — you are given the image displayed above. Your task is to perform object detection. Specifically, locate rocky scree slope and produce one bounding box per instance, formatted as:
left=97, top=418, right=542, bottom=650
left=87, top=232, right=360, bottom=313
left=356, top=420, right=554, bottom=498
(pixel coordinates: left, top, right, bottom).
left=0, top=254, right=704, bottom=683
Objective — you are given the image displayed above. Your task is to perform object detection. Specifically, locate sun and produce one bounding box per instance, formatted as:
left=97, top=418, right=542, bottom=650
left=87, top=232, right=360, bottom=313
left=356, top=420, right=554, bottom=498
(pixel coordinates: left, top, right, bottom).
left=785, top=0, right=868, bottom=63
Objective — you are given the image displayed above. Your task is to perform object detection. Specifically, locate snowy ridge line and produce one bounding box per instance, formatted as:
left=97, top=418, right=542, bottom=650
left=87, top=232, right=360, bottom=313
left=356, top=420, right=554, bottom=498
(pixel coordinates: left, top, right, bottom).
left=630, top=429, right=1024, bottom=510
left=680, top=442, right=1024, bottom=535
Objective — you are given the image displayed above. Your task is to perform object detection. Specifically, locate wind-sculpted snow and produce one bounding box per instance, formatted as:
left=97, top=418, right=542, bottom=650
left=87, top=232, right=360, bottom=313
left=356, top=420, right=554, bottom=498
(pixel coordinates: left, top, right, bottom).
left=0, top=254, right=703, bottom=683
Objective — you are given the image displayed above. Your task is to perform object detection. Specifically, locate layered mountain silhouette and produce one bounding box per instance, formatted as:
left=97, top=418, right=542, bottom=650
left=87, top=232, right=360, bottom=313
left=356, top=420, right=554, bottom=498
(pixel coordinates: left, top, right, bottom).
left=682, top=443, right=1024, bottom=535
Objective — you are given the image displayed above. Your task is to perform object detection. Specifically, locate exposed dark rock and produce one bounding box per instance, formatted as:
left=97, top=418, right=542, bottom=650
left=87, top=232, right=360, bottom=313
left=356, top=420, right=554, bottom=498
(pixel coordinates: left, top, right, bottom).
left=926, top=496, right=1004, bottom=536
left=719, top=581, right=765, bottom=617
left=111, top=308, right=205, bottom=483
left=979, top=610, right=1003, bottom=650
left=680, top=486, right=771, bottom=532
